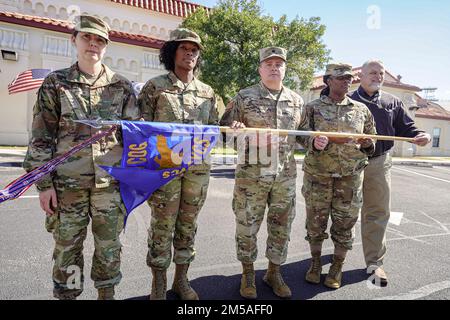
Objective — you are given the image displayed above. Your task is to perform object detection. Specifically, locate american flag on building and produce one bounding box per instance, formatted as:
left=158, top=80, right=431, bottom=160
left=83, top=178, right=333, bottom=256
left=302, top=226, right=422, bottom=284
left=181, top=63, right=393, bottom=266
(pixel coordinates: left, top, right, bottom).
left=8, top=69, right=51, bottom=95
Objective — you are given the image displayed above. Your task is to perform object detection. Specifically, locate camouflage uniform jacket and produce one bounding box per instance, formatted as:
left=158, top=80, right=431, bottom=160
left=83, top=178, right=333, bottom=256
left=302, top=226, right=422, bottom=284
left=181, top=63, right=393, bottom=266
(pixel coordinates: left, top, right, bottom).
left=220, top=82, right=304, bottom=172
left=298, top=95, right=376, bottom=177
left=23, top=63, right=139, bottom=191
left=138, top=71, right=219, bottom=125
left=138, top=71, right=219, bottom=169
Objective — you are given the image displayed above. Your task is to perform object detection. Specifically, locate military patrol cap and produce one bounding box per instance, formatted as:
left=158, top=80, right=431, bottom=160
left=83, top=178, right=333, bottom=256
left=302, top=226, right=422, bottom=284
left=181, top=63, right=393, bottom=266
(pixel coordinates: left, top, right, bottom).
left=169, top=28, right=203, bottom=49
left=74, top=15, right=110, bottom=41
left=325, top=63, right=354, bottom=77
left=259, top=46, right=287, bottom=63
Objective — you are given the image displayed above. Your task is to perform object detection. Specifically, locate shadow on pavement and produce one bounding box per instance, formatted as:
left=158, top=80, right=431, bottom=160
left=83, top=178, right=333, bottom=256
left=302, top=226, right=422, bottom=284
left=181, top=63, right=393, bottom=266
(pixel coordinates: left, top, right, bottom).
left=126, top=255, right=368, bottom=300
left=0, top=162, right=22, bottom=167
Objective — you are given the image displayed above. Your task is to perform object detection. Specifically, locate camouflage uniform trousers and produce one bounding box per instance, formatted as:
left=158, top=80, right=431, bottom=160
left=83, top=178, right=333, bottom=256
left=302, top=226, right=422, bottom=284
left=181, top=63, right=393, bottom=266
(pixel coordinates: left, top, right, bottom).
left=233, top=163, right=297, bottom=265
left=146, top=169, right=210, bottom=270
left=301, top=171, right=364, bottom=250
left=46, top=181, right=125, bottom=299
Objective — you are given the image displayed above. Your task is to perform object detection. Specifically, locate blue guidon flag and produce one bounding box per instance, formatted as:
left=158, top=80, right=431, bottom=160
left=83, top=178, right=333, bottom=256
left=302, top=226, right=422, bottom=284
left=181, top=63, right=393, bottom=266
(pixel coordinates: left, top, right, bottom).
left=0, top=121, right=220, bottom=225
left=100, top=121, right=220, bottom=223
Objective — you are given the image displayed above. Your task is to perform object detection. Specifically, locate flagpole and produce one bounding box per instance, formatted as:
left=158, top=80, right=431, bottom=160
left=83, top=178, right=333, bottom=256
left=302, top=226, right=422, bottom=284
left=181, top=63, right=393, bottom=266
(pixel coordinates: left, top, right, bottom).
left=218, top=127, right=416, bottom=142
left=73, top=120, right=416, bottom=142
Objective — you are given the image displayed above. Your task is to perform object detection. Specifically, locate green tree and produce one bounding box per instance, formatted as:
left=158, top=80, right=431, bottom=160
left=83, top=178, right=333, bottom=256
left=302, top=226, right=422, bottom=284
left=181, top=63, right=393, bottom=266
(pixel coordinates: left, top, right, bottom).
left=182, top=0, right=330, bottom=103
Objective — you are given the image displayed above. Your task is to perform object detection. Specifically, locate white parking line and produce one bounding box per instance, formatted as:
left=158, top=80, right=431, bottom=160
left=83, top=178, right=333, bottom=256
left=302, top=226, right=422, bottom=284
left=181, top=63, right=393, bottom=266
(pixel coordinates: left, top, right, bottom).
left=18, top=195, right=39, bottom=199
left=418, top=210, right=449, bottom=232
left=392, top=167, right=450, bottom=183
left=386, top=226, right=430, bottom=244
left=401, top=217, right=447, bottom=231
left=374, top=280, right=450, bottom=300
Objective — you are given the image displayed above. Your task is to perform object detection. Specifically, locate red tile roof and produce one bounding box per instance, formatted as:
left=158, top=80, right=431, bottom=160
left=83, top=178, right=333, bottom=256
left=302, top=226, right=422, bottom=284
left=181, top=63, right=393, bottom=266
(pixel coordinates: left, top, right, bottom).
left=0, top=11, right=165, bottom=49
left=415, top=101, right=450, bottom=121
left=311, top=67, right=422, bottom=92
left=108, top=0, right=208, bottom=18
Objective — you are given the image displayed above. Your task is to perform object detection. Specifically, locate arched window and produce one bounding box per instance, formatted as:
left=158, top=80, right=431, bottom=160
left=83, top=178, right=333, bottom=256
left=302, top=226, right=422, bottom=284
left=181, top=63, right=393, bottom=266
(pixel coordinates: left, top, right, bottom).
left=122, top=21, right=130, bottom=32
left=35, top=2, right=45, bottom=16
left=112, top=19, right=121, bottom=30
left=47, top=5, right=57, bottom=18
left=117, top=59, right=127, bottom=71
left=23, top=0, right=33, bottom=14
left=132, top=23, right=140, bottom=34
left=59, top=7, right=68, bottom=20
left=103, top=17, right=111, bottom=28
left=103, top=57, right=114, bottom=68
left=142, top=25, right=149, bottom=35
left=130, top=60, right=138, bottom=72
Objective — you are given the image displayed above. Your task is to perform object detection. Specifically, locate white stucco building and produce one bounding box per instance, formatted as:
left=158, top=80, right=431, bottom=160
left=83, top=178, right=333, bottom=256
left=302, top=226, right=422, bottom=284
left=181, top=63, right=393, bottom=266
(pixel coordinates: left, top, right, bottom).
left=0, top=0, right=207, bottom=145
left=414, top=100, right=450, bottom=156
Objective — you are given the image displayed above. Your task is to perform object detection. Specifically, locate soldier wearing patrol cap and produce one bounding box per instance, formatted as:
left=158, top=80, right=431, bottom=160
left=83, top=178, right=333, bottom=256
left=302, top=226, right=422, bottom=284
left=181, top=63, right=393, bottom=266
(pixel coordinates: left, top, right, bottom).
left=297, top=62, right=376, bottom=289
left=220, top=47, right=304, bottom=299
left=138, top=28, right=219, bottom=300
left=73, top=14, right=111, bottom=41
left=23, top=15, right=140, bottom=300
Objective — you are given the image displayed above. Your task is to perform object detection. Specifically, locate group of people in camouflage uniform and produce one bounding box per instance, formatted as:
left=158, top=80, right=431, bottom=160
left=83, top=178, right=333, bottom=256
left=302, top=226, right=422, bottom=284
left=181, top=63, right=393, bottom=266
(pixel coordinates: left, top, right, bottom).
left=23, top=15, right=431, bottom=300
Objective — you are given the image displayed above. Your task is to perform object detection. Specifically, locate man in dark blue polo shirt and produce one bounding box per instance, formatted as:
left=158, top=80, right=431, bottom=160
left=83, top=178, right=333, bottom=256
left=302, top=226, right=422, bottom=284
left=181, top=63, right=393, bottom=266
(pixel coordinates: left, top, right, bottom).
left=350, top=60, right=431, bottom=286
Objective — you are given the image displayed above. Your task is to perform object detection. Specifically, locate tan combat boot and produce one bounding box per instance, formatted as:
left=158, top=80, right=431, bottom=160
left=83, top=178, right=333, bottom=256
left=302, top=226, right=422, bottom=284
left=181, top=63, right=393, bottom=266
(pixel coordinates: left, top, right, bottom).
left=150, top=268, right=167, bottom=300
left=305, top=253, right=322, bottom=284
left=97, top=286, right=115, bottom=300
left=263, top=261, right=292, bottom=299
left=240, top=263, right=257, bottom=299
left=172, top=264, right=199, bottom=300
left=324, top=255, right=345, bottom=289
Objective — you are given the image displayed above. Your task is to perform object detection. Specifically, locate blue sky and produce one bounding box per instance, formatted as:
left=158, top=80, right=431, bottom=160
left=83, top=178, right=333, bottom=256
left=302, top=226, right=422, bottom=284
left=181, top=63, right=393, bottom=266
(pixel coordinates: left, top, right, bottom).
left=191, top=0, right=450, bottom=101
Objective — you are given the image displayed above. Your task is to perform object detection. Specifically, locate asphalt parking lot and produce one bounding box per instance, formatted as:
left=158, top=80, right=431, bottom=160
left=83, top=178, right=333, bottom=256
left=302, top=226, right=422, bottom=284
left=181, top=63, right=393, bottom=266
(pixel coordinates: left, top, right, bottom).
left=1, top=161, right=449, bottom=300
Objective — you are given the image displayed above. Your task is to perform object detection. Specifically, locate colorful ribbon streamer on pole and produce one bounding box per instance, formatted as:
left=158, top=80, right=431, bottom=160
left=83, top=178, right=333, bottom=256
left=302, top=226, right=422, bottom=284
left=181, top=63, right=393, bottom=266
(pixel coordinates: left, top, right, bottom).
left=0, top=126, right=117, bottom=203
